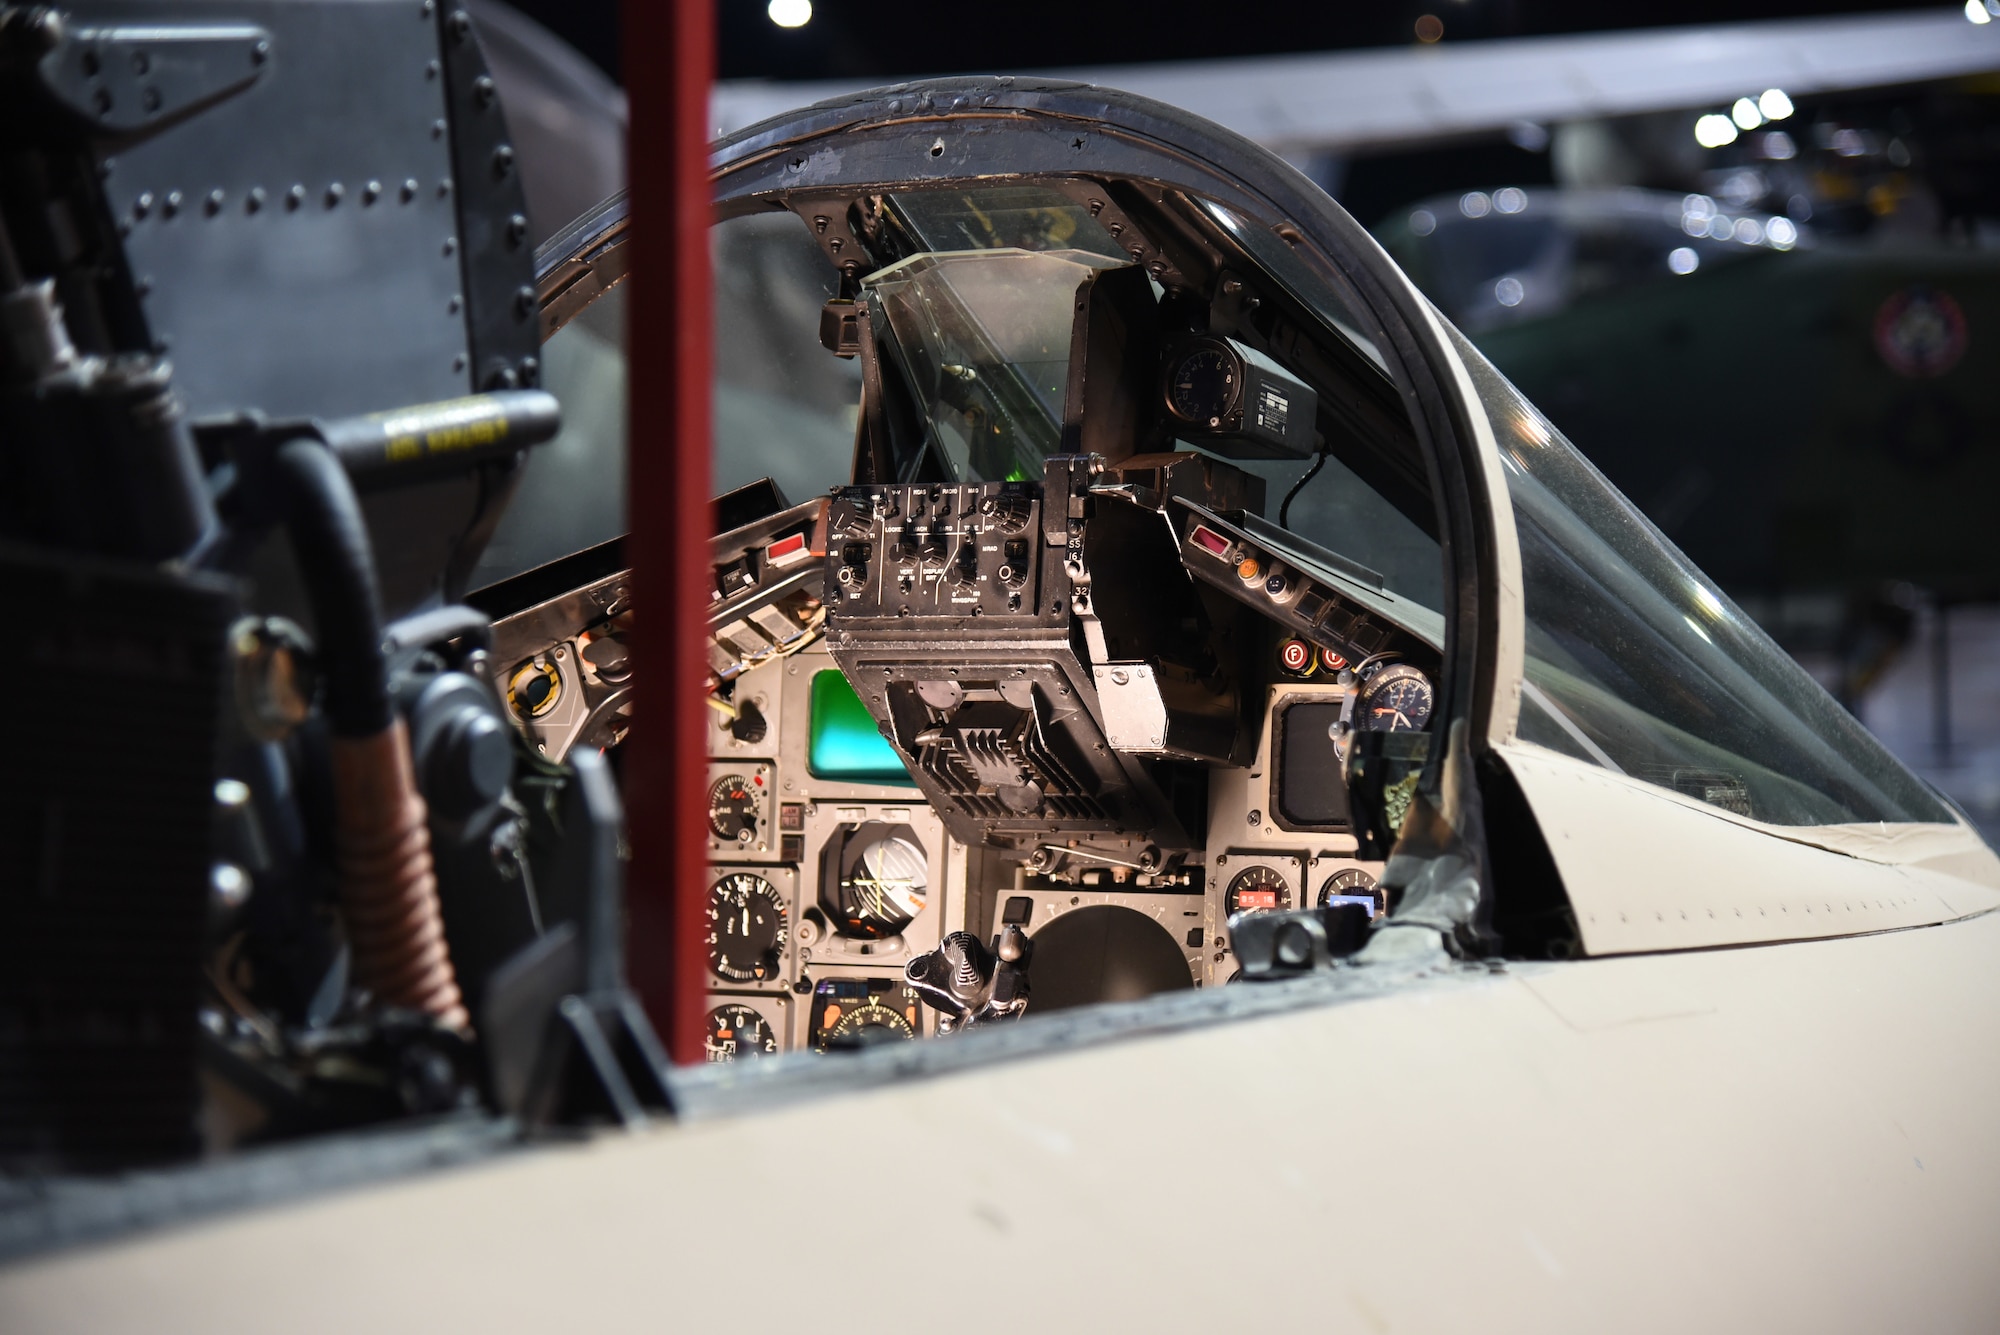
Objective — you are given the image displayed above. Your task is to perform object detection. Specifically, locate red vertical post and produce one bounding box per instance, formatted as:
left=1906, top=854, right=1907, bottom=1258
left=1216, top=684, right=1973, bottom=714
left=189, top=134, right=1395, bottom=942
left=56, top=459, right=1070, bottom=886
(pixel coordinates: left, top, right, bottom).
left=622, top=0, right=714, bottom=1065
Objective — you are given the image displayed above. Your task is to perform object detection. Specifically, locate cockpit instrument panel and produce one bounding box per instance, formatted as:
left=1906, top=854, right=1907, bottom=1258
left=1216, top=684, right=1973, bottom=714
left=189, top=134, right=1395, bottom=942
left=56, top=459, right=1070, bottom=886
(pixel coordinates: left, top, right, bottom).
left=494, top=177, right=1452, bottom=1068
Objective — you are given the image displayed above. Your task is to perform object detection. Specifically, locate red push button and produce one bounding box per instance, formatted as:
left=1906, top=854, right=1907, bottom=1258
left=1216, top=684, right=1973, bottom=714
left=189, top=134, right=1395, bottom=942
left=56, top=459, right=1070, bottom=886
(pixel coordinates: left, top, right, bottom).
left=1189, top=525, right=1231, bottom=558
left=765, top=531, right=810, bottom=567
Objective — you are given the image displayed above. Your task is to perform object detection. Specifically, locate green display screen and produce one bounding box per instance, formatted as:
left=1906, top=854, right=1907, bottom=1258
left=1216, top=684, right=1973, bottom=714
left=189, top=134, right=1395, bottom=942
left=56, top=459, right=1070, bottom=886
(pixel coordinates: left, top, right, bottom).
left=808, top=670, right=916, bottom=785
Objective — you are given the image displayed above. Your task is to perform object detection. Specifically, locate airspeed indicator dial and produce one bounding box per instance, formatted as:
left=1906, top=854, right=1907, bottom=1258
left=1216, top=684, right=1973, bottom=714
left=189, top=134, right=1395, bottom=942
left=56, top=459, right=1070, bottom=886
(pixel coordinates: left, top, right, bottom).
left=707, top=873, right=788, bottom=983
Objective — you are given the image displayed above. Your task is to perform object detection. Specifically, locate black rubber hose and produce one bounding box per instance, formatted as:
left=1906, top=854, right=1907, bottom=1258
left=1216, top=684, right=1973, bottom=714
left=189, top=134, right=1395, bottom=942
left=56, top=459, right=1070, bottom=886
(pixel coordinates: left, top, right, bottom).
left=270, top=437, right=391, bottom=738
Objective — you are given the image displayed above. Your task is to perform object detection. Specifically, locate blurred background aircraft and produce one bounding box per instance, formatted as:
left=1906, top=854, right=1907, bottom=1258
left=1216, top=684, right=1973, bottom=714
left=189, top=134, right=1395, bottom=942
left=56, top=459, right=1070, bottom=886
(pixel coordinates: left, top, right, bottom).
left=467, top=0, right=2000, bottom=837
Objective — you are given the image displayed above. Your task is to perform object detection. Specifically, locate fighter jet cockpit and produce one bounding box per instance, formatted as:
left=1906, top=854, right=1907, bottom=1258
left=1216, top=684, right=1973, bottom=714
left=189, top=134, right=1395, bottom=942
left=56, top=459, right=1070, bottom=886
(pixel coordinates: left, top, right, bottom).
left=475, top=180, right=1454, bottom=1058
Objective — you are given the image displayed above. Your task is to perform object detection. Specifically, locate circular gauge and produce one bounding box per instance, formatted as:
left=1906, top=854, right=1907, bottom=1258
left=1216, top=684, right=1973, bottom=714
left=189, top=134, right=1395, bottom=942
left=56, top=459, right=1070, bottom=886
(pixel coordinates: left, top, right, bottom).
left=1317, top=867, right=1383, bottom=915
left=824, top=998, right=918, bottom=1049
left=707, top=873, right=788, bottom=982
left=809, top=979, right=923, bottom=1050
left=1357, top=664, right=1435, bottom=733
left=1166, top=343, right=1239, bottom=427
left=1224, top=864, right=1292, bottom=916
left=507, top=659, right=562, bottom=719
left=707, top=773, right=762, bottom=843
left=830, top=828, right=928, bottom=939
left=704, top=1004, right=777, bottom=1062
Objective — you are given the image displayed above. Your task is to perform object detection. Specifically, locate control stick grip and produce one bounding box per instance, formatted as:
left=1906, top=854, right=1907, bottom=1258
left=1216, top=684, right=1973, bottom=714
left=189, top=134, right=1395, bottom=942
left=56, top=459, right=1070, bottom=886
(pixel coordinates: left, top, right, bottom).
left=904, top=926, right=1033, bottom=1029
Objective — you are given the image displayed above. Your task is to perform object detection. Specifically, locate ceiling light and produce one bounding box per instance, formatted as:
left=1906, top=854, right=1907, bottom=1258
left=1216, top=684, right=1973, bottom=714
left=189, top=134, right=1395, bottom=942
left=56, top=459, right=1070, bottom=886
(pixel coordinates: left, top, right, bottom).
left=1694, top=114, right=1739, bottom=149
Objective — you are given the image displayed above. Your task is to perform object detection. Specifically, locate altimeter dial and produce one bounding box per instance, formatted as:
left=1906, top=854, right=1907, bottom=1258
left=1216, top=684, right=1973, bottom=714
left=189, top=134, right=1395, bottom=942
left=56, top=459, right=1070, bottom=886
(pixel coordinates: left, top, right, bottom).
left=704, top=1004, right=778, bottom=1062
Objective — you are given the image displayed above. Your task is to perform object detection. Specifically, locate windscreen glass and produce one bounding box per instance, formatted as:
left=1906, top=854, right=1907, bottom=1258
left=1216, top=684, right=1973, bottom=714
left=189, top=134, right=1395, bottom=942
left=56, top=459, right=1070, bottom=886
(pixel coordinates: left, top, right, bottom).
left=470, top=211, right=863, bottom=591
left=887, top=187, right=1129, bottom=259
left=1201, top=198, right=1388, bottom=372
left=1458, top=330, right=1952, bottom=825
left=866, top=247, right=1128, bottom=483
left=1194, top=201, right=1442, bottom=613
left=714, top=210, right=862, bottom=500
left=468, top=279, right=627, bottom=588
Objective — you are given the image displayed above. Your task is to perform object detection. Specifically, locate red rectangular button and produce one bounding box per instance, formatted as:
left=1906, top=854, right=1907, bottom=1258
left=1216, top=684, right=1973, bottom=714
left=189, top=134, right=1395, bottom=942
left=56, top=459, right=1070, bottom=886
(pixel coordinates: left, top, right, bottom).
left=765, top=531, right=810, bottom=566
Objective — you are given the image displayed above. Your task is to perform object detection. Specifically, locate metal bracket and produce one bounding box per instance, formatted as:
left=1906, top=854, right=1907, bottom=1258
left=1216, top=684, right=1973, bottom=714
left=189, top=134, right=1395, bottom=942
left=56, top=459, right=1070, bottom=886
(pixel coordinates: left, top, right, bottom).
left=34, top=19, right=269, bottom=139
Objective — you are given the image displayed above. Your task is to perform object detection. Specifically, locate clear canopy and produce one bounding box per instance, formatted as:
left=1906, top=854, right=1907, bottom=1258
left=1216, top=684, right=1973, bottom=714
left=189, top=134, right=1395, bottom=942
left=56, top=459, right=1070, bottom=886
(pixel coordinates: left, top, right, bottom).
left=1456, top=330, right=1952, bottom=826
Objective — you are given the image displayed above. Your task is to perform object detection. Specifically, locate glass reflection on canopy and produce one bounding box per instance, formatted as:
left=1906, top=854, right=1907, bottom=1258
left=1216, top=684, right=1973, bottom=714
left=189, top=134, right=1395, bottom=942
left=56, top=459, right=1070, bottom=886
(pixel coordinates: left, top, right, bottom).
left=865, top=247, right=1127, bottom=483
left=1456, top=330, right=1952, bottom=827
